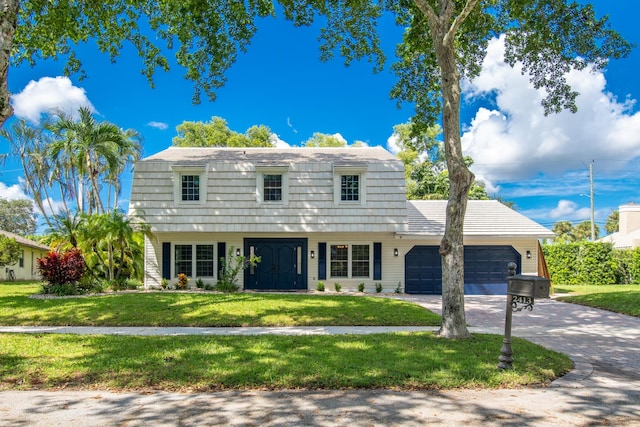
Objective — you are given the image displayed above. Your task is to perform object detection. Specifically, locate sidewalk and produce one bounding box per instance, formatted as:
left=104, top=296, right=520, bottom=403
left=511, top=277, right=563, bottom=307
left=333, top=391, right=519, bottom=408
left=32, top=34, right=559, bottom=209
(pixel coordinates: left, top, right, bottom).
left=1, top=295, right=639, bottom=426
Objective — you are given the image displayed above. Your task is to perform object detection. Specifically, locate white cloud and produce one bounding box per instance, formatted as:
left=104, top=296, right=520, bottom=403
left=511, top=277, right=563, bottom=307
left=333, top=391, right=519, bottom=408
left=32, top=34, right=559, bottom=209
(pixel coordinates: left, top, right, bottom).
left=147, top=121, right=169, bottom=130
left=12, top=76, right=94, bottom=123
left=386, top=133, right=401, bottom=154
left=0, top=181, right=29, bottom=200
left=549, top=200, right=591, bottom=220
left=332, top=133, right=347, bottom=145
left=270, top=133, right=291, bottom=148
left=461, top=36, right=640, bottom=185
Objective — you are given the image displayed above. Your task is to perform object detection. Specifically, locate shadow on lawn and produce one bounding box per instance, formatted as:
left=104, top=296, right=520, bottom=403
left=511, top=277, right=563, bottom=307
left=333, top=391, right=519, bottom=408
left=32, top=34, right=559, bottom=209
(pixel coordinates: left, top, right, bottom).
left=0, top=292, right=441, bottom=327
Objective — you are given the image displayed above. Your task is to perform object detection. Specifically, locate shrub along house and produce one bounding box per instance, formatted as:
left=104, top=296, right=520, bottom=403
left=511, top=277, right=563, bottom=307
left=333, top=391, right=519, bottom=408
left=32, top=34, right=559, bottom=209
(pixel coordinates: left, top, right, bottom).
left=129, top=147, right=553, bottom=294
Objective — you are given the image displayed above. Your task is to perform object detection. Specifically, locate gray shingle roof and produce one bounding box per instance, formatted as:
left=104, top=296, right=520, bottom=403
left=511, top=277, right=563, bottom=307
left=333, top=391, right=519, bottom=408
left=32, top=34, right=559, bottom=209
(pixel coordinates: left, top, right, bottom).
left=403, top=200, right=554, bottom=237
left=142, top=146, right=399, bottom=164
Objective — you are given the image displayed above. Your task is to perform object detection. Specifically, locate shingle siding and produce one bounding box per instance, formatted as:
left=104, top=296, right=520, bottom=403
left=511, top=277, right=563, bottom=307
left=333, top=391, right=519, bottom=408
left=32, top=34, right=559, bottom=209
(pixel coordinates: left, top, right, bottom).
left=130, top=147, right=407, bottom=234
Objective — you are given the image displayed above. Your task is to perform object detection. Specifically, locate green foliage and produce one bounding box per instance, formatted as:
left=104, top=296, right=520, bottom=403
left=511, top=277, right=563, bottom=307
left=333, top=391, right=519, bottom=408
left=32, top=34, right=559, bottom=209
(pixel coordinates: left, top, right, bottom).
left=316, top=281, right=325, bottom=292
left=334, top=282, right=342, bottom=292
left=172, top=116, right=273, bottom=147
left=304, top=132, right=346, bottom=147
left=217, top=246, right=261, bottom=293
left=605, top=210, right=619, bottom=234
left=552, top=220, right=600, bottom=242
left=0, top=198, right=36, bottom=235
left=195, top=278, right=205, bottom=289
left=376, top=282, right=382, bottom=293
left=0, top=235, right=21, bottom=267
left=1, top=110, right=141, bottom=227
left=542, top=242, right=618, bottom=285
left=391, top=122, right=488, bottom=200
left=358, top=282, right=365, bottom=292
left=395, top=282, right=402, bottom=294
left=46, top=210, right=150, bottom=283
left=613, top=248, right=640, bottom=285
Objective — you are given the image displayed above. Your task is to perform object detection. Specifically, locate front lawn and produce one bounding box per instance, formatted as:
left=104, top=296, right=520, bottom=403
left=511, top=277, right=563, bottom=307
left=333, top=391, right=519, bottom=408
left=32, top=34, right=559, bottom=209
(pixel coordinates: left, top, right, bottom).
left=553, top=284, right=640, bottom=317
left=0, top=332, right=571, bottom=391
left=0, top=282, right=440, bottom=326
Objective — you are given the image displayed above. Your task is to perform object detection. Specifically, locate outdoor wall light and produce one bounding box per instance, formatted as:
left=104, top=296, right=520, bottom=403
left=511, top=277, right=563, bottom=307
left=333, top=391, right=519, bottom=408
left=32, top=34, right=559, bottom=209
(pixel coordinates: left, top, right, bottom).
left=310, top=250, right=315, bottom=259
left=394, top=248, right=399, bottom=257
left=526, top=250, right=532, bottom=259
left=236, top=248, right=241, bottom=256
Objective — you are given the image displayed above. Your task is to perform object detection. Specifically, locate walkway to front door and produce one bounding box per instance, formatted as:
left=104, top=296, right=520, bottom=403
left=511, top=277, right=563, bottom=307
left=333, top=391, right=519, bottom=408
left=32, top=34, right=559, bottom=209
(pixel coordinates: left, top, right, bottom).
left=244, top=238, right=307, bottom=290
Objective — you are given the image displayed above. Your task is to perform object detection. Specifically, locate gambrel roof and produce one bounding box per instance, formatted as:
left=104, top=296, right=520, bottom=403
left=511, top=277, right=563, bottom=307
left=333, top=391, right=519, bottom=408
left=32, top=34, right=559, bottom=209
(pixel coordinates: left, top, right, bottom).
left=142, top=146, right=400, bottom=164
left=402, top=200, right=554, bottom=238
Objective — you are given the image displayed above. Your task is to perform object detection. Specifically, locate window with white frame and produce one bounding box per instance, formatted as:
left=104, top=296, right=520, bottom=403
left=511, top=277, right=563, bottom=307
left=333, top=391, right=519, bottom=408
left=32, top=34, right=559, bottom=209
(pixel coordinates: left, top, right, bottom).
left=330, top=243, right=371, bottom=278
left=330, top=244, right=349, bottom=278
left=333, top=165, right=367, bottom=205
left=341, top=175, right=359, bottom=201
left=263, top=174, right=282, bottom=201
left=256, top=166, right=289, bottom=204
left=172, top=165, right=207, bottom=205
left=351, top=244, right=370, bottom=277
left=174, top=244, right=215, bottom=278
left=181, top=175, right=200, bottom=201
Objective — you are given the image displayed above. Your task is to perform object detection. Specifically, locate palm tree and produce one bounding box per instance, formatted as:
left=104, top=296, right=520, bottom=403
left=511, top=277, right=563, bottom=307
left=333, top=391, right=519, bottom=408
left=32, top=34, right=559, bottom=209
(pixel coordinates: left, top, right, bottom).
left=49, top=107, right=142, bottom=215
left=80, top=210, right=150, bottom=282
left=0, top=119, right=56, bottom=227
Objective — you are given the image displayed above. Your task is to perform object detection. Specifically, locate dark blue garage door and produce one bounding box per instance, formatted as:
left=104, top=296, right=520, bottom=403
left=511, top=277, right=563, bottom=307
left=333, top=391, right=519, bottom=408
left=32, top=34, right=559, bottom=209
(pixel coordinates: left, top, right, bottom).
left=405, top=245, right=521, bottom=295
left=244, top=238, right=307, bottom=290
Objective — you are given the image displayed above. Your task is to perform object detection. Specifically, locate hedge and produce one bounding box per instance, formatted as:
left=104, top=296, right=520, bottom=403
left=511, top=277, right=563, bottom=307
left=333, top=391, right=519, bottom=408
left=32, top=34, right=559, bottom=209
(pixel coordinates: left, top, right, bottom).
left=542, top=242, right=640, bottom=285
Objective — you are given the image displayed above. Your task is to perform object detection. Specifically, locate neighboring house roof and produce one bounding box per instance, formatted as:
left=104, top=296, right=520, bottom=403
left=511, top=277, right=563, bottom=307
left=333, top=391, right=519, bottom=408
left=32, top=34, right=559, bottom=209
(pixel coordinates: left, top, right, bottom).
left=402, top=200, right=554, bottom=238
left=0, top=230, right=50, bottom=251
left=599, top=230, right=640, bottom=249
left=141, top=146, right=399, bottom=164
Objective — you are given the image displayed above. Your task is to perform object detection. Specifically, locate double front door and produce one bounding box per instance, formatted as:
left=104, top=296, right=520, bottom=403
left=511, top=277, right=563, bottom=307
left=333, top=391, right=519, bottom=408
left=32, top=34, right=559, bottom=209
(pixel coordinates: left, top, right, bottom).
left=244, top=238, right=307, bottom=290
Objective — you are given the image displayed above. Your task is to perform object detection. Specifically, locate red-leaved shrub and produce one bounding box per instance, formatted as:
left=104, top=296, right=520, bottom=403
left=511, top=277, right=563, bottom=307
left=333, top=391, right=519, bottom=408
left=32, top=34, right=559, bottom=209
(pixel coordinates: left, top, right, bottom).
left=37, top=249, right=86, bottom=286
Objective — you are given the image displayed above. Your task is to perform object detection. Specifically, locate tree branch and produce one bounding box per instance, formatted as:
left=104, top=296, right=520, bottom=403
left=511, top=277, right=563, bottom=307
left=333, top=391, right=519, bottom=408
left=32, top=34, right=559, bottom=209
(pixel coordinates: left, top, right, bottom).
left=445, top=0, right=480, bottom=45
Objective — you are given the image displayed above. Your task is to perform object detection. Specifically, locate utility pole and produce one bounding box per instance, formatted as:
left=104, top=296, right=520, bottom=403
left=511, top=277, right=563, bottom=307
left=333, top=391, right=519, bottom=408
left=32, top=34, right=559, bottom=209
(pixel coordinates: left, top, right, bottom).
left=589, top=160, right=595, bottom=241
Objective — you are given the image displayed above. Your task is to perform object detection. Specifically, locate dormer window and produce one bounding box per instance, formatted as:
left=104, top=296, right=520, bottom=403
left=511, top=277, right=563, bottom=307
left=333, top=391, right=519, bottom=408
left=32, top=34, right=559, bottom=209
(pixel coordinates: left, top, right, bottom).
left=172, top=164, right=207, bottom=205
left=341, top=175, right=359, bottom=201
left=256, top=165, right=289, bottom=204
left=181, top=175, right=200, bottom=201
left=333, top=164, right=367, bottom=205
left=264, top=174, right=282, bottom=201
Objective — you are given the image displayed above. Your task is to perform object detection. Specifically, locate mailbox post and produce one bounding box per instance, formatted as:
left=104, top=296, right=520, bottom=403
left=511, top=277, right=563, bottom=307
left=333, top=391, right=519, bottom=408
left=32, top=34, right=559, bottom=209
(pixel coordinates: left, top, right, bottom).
left=497, top=262, right=551, bottom=369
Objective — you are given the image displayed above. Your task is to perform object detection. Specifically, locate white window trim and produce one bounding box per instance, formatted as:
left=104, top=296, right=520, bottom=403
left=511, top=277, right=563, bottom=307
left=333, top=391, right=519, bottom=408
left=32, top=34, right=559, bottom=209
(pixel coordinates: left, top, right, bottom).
left=256, top=165, right=289, bottom=205
left=328, top=242, right=372, bottom=279
left=171, top=165, right=208, bottom=206
left=333, top=165, right=367, bottom=205
left=172, top=242, right=217, bottom=280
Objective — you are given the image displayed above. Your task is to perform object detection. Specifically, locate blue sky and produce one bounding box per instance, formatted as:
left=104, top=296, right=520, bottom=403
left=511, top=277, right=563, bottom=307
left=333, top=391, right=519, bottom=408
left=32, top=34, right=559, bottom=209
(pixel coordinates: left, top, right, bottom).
left=3, top=1, right=640, bottom=235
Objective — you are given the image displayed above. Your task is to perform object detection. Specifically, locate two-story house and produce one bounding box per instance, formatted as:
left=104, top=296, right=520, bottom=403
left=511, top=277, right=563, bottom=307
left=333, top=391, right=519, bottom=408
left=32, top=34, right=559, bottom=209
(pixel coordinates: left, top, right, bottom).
left=129, top=146, right=553, bottom=294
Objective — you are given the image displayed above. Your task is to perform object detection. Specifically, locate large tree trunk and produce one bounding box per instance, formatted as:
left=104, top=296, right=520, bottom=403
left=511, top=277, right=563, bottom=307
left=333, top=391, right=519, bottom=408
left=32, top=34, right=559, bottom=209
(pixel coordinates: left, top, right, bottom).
left=420, top=0, right=476, bottom=338
left=0, top=0, right=18, bottom=127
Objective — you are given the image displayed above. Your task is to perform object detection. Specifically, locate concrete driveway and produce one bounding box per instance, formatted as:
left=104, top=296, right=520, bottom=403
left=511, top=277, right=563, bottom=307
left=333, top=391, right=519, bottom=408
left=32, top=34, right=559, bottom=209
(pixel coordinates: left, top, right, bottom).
left=1, top=295, right=639, bottom=426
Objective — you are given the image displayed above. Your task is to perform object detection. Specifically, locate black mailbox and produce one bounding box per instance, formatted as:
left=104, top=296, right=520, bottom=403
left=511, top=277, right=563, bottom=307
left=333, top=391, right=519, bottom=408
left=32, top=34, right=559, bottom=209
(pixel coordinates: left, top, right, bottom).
left=507, top=275, right=551, bottom=299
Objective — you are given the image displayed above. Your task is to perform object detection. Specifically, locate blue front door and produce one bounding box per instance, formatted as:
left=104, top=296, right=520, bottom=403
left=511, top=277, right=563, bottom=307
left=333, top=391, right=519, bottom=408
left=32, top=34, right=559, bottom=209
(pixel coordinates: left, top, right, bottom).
left=244, top=238, right=307, bottom=290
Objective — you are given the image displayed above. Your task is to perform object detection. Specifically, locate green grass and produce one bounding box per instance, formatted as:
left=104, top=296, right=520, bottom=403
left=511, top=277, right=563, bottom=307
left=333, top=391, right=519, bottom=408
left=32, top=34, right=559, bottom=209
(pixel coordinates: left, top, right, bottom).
left=0, top=281, right=572, bottom=391
left=0, top=282, right=440, bottom=327
left=0, top=332, right=571, bottom=391
left=553, top=284, right=640, bottom=317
